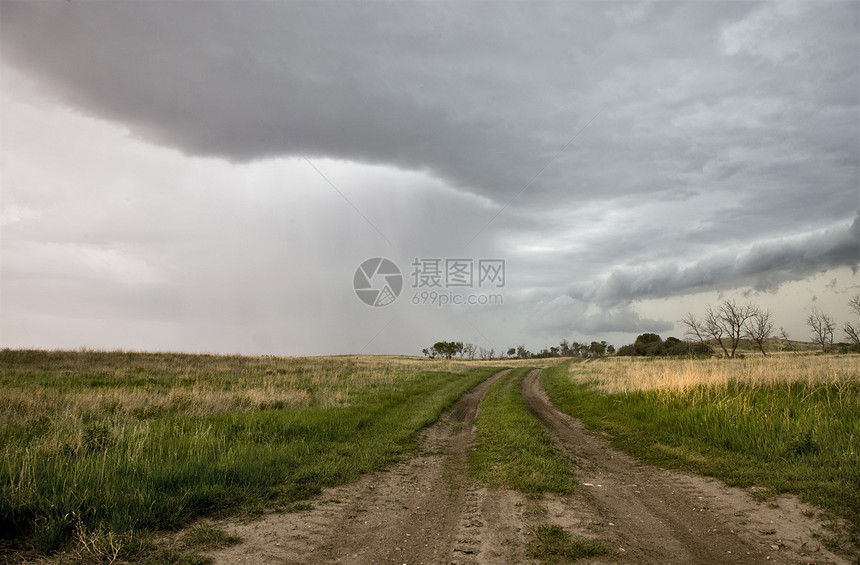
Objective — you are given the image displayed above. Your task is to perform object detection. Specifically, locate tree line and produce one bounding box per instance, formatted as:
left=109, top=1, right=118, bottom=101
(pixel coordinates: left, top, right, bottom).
left=421, top=339, right=615, bottom=360
left=680, top=294, right=860, bottom=357
left=615, top=333, right=713, bottom=357
left=422, top=294, right=860, bottom=361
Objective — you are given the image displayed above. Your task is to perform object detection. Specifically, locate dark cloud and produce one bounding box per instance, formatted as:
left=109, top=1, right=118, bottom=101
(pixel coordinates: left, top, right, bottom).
left=1, top=2, right=856, bottom=212
left=570, top=213, right=860, bottom=307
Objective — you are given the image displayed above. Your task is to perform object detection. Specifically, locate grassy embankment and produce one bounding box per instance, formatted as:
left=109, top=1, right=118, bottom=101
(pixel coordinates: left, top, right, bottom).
left=0, top=349, right=498, bottom=560
left=470, top=365, right=611, bottom=562
left=542, top=354, right=860, bottom=550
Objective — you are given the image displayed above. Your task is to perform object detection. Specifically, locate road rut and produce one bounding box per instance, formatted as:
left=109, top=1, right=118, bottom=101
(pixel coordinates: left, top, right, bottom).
left=208, top=369, right=519, bottom=564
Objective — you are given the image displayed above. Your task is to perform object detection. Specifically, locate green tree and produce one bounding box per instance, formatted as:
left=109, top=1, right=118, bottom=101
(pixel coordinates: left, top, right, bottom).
left=633, top=333, right=663, bottom=356
left=559, top=339, right=571, bottom=356
left=431, top=341, right=463, bottom=360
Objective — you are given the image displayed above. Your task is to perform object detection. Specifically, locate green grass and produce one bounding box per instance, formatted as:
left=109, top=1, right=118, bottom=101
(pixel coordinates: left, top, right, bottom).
left=526, top=523, right=611, bottom=563
left=469, top=368, right=575, bottom=496
left=0, top=349, right=498, bottom=557
left=541, top=361, right=860, bottom=545
left=181, top=524, right=241, bottom=551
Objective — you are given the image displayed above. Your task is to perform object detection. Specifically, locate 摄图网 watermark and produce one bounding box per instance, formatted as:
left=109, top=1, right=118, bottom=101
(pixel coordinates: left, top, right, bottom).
left=353, top=257, right=505, bottom=308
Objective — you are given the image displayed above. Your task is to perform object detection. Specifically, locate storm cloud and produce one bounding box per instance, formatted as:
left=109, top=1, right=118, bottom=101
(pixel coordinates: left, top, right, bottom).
left=572, top=213, right=860, bottom=308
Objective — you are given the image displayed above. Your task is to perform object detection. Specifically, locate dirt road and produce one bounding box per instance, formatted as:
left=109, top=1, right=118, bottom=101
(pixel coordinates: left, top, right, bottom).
left=206, top=369, right=851, bottom=565
left=208, top=369, right=540, bottom=564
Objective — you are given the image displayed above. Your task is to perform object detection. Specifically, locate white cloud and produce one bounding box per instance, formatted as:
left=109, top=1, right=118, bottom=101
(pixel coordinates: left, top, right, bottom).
left=0, top=204, right=41, bottom=225
left=721, top=2, right=805, bottom=61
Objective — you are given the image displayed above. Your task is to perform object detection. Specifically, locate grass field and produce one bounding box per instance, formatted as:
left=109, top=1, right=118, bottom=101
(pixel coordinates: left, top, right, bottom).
left=542, top=354, right=860, bottom=547
left=0, top=349, right=498, bottom=558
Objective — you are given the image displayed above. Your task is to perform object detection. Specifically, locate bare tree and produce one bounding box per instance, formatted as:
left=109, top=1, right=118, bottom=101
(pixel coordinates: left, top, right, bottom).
left=743, top=307, right=774, bottom=356
left=680, top=312, right=704, bottom=339
left=680, top=299, right=757, bottom=358
left=843, top=294, right=860, bottom=350
left=476, top=346, right=495, bottom=360
left=850, top=294, right=860, bottom=316
left=778, top=327, right=799, bottom=354
left=806, top=307, right=835, bottom=352
left=462, top=343, right=477, bottom=361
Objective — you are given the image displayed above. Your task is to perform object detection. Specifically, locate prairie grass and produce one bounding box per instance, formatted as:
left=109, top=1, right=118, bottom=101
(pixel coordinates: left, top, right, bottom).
left=542, top=355, right=860, bottom=546
left=0, top=349, right=498, bottom=556
left=581, top=354, right=857, bottom=395
left=470, top=368, right=575, bottom=496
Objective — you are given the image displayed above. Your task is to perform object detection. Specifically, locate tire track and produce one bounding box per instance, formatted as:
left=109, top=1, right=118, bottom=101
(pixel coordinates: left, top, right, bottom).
left=207, top=369, right=509, bottom=564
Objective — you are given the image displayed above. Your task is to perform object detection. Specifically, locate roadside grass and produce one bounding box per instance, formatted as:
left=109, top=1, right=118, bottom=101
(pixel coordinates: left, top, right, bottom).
left=541, top=355, right=860, bottom=547
left=0, top=349, right=498, bottom=559
left=180, top=524, right=242, bottom=551
left=469, top=368, right=575, bottom=497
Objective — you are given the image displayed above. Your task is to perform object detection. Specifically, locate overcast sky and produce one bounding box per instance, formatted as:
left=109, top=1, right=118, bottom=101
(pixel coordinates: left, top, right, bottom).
left=1, top=1, right=858, bottom=356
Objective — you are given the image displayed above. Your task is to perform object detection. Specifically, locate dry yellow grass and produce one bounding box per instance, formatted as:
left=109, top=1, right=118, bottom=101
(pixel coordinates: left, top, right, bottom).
left=571, top=353, right=860, bottom=395
left=0, top=351, right=496, bottom=424
left=0, top=351, right=566, bottom=458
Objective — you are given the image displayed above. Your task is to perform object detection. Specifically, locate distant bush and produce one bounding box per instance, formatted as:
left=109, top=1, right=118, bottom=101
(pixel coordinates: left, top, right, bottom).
left=616, top=334, right=712, bottom=357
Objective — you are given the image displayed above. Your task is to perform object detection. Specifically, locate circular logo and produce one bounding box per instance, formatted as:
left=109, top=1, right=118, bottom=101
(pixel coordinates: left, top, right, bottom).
left=353, top=257, right=403, bottom=307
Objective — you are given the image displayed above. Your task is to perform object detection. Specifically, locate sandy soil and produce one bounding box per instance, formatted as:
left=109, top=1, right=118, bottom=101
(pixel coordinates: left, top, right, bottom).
left=202, top=368, right=854, bottom=565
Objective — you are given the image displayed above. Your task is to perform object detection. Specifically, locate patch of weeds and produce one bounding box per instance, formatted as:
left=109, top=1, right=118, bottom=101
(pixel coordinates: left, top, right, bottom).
left=526, top=524, right=611, bottom=562
left=788, top=430, right=820, bottom=457
left=470, top=368, right=575, bottom=496
left=83, top=422, right=114, bottom=453
left=279, top=502, right=313, bottom=513
left=818, top=531, right=843, bottom=552
left=140, top=547, right=211, bottom=565
left=748, top=486, right=775, bottom=503
left=812, top=519, right=854, bottom=554
left=182, top=524, right=241, bottom=551
left=67, top=519, right=132, bottom=564
left=114, top=525, right=238, bottom=565
left=30, top=514, right=74, bottom=553
left=525, top=503, right=549, bottom=517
